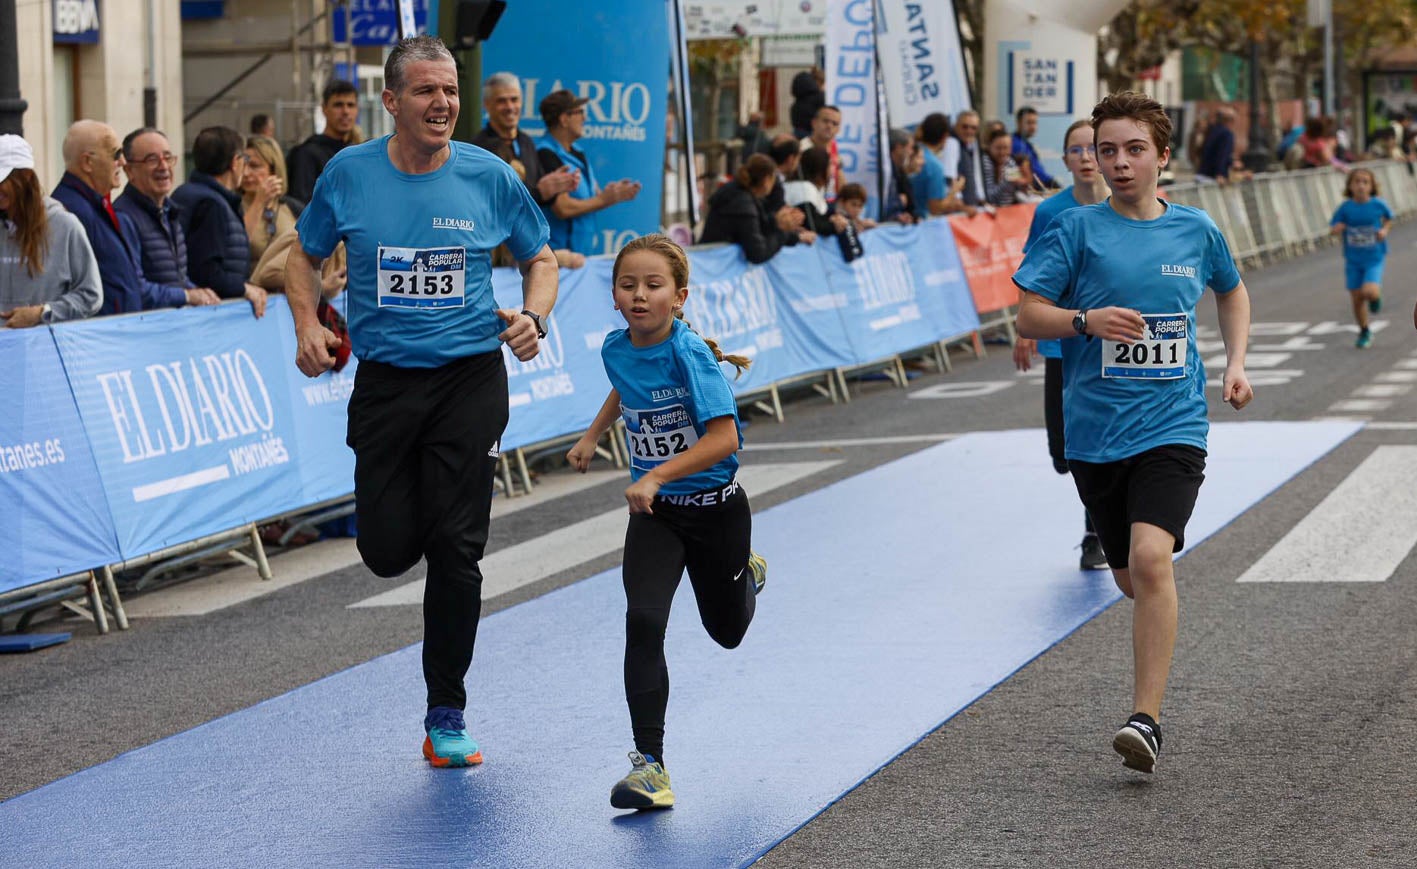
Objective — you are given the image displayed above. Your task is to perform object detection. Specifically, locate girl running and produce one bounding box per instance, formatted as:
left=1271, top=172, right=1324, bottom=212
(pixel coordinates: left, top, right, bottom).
left=567, top=234, right=767, bottom=811
left=1330, top=167, right=1393, bottom=348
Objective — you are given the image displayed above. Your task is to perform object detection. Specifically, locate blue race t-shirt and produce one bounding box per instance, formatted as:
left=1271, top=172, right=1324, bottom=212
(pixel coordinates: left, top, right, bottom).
left=1331, top=197, right=1393, bottom=266
left=601, top=318, right=742, bottom=494
left=1023, top=186, right=1082, bottom=360
left=296, top=136, right=549, bottom=368
left=911, top=147, right=947, bottom=219
left=1012, top=200, right=1241, bottom=463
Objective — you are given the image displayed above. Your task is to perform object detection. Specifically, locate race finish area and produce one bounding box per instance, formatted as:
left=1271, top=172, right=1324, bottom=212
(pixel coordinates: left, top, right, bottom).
left=0, top=422, right=1356, bottom=868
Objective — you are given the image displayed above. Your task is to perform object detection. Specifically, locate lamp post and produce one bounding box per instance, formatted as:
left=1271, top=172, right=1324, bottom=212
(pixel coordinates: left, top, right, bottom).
left=0, top=0, right=27, bottom=134
left=1241, top=40, right=1270, bottom=172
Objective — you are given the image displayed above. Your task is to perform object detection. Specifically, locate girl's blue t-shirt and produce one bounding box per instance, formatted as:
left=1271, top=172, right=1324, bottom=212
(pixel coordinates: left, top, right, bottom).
left=1023, top=186, right=1082, bottom=360
left=601, top=318, right=742, bottom=494
left=1330, top=197, right=1393, bottom=265
left=1012, top=200, right=1241, bottom=463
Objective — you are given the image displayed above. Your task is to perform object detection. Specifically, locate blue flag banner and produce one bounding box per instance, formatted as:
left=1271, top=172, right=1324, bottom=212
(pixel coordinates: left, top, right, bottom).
left=0, top=329, right=120, bottom=594
left=51, top=303, right=308, bottom=560
left=481, top=0, right=668, bottom=256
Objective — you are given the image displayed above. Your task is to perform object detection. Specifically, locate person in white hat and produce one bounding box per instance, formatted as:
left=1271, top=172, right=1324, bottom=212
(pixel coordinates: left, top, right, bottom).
left=0, top=134, right=102, bottom=326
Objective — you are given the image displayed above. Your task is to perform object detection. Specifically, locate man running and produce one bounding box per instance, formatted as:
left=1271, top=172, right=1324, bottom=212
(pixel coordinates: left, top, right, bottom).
left=1013, top=91, right=1253, bottom=775
left=286, top=35, right=558, bottom=768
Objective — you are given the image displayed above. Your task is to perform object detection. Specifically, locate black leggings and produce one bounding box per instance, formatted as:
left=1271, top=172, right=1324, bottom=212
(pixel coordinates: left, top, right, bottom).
left=1045, top=356, right=1094, bottom=535
left=346, top=352, right=508, bottom=712
left=622, top=481, right=756, bottom=764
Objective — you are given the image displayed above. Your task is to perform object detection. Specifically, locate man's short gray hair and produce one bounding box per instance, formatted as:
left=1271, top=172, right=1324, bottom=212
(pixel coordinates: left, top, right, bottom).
left=384, top=35, right=454, bottom=95
left=483, top=72, right=521, bottom=104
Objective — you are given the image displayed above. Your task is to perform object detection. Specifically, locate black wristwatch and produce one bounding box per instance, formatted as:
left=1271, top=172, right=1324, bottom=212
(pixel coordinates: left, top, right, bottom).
left=521, top=309, right=548, bottom=339
left=1072, top=309, right=1088, bottom=336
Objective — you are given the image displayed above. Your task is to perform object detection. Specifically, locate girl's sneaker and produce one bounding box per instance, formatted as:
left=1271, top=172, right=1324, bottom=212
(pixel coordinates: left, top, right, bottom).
left=1357, top=328, right=1373, bottom=349
left=1369, top=295, right=1383, bottom=314
left=747, top=551, right=768, bottom=594
left=422, top=707, right=483, bottom=767
left=610, top=751, right=674, bottom=810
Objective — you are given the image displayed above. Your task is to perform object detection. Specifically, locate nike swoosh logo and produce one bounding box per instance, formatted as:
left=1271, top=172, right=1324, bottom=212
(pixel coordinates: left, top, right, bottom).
left=733, top=568, right=746, bottom=582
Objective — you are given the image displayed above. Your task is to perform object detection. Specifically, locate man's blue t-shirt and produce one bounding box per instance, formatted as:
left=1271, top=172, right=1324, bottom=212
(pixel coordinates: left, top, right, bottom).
left=1012, top=201, right=1241, bottom=463
left=911, top=147, right=947, bottom=219
left=1023, top=186, right=1082, bottom=360
left=1331, top=197, right=1393, bottom=266
left=602, top=318, right=742, bottom=495
left=296, top=136, right=549, bottom=368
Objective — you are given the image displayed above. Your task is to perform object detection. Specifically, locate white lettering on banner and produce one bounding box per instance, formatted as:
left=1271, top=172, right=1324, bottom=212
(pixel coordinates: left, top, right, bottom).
left=521, top=78, right=651, bottom=142
left=503, top=314, right=566, bottom=379
left=1010, top=52, right=1072, bottom=115
left=302, top=371, right=355, bottom=406
left=53, top=0, right=99, bottom=35
left=228, top=433, right=290, bottom=476
left=790, top=293, right=849, bottom=313
left=685, top=267, right=777, bottom=342
left=826, top=0, right=881, bottom=202
left=0, top=439, right=66, bottom=474
left=97, top=350, right=277, bottom=464
left=531, top=372, right=576, bottom=400
left=854, top=251, right=917, bottom=310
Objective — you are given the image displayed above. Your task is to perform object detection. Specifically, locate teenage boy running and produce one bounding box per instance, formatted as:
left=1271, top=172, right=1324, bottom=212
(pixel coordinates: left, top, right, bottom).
left=1013, top=91, right=1254, bottom=774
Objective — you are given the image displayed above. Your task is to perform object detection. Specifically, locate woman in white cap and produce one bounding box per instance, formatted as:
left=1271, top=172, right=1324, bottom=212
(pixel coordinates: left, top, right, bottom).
left=0, top=134, right=102, bottom=326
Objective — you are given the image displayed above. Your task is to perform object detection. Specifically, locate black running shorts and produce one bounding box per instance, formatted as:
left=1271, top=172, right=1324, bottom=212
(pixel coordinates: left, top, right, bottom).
left=1067, top=444, right=1207, bottom=569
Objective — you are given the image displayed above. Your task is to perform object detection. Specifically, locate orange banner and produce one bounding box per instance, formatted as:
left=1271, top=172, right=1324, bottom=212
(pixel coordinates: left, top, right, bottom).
left=948, top=202, right=1037, bottom=315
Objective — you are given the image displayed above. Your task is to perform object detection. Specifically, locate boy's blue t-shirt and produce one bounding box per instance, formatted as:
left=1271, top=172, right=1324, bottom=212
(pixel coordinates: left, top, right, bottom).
left=1330, top=197, right=1393, bottom=266
left=296, top=136, right=550, bottom=368
left=601, top=318, right=743, bottom=494
left=911, top=147, right=947, bottom=219
left=1012, top=200, right=1241, bottom=463
left=1023, top=186, right=1082, bottom=360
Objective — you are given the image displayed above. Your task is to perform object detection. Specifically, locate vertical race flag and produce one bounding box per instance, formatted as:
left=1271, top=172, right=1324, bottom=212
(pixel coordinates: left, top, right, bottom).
left=825, top=0, right=883, bottom=219
left=482, top=0, right=669, bottom=256
left=671, top=0, right=701, bottom=226
left=876, top=0, right=973, bottom=128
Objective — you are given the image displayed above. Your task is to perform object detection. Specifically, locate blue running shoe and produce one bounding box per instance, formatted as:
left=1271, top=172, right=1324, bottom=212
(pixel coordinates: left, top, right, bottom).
left=610, top=751, right=674, bottom=810
left=422, top=707, right=483, bottom=768
left=747, top=551, right=767, bottom=595
left=1357, top=328, right=1373, bottom=349
left=1369, top=295, right=1383, bottom=314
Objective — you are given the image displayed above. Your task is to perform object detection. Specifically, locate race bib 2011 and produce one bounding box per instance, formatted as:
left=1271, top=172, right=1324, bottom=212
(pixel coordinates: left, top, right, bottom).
left=1101, top=312, right=1188, bottom=380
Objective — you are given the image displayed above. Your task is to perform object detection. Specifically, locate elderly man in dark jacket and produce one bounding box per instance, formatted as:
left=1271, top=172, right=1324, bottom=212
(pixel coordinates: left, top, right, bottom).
left=114, top=128, right=220, bottom=308
left=172, top=126, right=267, bottom=318
left=51, top=120, right=195, bottom=316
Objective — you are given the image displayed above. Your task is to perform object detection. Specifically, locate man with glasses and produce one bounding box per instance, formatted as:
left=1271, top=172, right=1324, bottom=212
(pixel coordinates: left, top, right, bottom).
left=954, top=111, right=987, bottom=208
left=536, top=89, right=641, bottom=255
left=114, top=128, right=221, bottom=310
left=172, top=126, right=268, bottom=318
left=471, top=72, right=579, bottom=210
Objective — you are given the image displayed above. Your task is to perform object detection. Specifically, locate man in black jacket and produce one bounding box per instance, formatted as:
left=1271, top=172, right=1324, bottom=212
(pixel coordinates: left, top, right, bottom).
left=287, top=80, right=359, bottom=204
left=470, top=72, right=578, bottom=207
left=171, top=126, right=267, bottom=318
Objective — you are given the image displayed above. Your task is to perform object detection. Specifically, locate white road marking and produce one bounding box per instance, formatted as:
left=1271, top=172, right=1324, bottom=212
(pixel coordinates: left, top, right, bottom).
left=1238, top=446, right=1417, bottom=583
left=1354, top=384, right=1412, bottom=398
left=1397, top=358, right=1417, bottom=370
left=743, top=434, right=957, bottom=451
left=1375, top=371, right=1417, bottom=383
left=1328, top=399, right=1391, bottom=413
left=349, top=461, right=841, bottom=609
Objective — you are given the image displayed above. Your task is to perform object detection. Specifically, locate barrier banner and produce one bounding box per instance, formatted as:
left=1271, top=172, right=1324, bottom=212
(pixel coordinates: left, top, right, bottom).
left=482, top=0, right=668, bottom=256
left=0, top=329, right=120, bottom=594
left=493, top=264, right=615, bottom=450
left=682, top=244, right=798, bottom=396
left=52, top=303, right=309, bottom=559
left=911, top=217, right=985, bottom=340
left=270, top=301, right=358, bottom=506
left=819, top=229, right=941, bottom=364
left=759, top=242, right=857, bottom=376
left=949, top=203, right=1037, bottom=314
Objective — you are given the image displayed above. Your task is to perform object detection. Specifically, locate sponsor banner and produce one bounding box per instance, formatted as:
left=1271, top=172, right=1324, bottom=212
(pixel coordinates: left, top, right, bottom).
left=492, top=263, right=615, bottom=450
left=759, top=242, right=857, bottom=375
left=270, top=300, right=358, bottom=506
left=51, top=303, right=308, bottom=560
left=910, top=217, right=984, bottom=340
left=483, top=0, right=668, bottom=256
left=330, top=0, right=429, bottom=45
left=876, top=0, right=973, bottom=129
left=820, top=227, right=941, bottom=364
left=683, top=245, right=796, bottom=396
left=53, top=0, right=100, bottom=44
left=0, top=329, right=119, bottom=595
left=826, top=0, right=883, bottom=218
left=949, top=203, right=1037, bottom=314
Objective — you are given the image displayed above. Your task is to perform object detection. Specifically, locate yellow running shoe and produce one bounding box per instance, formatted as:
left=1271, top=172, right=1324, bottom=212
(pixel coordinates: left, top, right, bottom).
left=747, top=551, right=767, bottom=595
left=609, top=751, right=674, bottom=810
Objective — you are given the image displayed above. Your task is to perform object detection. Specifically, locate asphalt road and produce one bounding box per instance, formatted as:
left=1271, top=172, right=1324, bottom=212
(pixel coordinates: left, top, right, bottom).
left=5, top=222, right=1417, bottom=867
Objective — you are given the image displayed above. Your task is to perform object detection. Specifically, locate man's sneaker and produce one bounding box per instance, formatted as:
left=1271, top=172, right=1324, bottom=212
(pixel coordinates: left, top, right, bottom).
left=1357, top=328, right=1373, bottom=349
left=747, top=551, right=768, bottom=595
left=610, top=751, right=674, bottom=810
left=422, top=707, right=483, bottom=768
left=1079, top=534, right=1109, bottom=571
left=1112, top=714, right=1162, bottom=774
left=1369, top=295, right=1383, bottom=314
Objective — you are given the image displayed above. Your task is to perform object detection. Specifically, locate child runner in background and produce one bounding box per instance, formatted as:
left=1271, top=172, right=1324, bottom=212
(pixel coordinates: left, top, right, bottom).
left=1012, top=118, right=1112, bottom=571
left=1330, top=167, right=1392, bottom=348
left=567, top=233, right=767, bottom=811
left=1014, top=91, right=1253, bottom=775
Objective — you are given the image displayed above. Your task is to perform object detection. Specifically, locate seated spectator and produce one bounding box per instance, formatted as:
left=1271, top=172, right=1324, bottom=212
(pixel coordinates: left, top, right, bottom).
left=882, top=128, right=919, bottom=224
left=982, top=128, right=1034, bottom=206
left=242, top=135, right=304, bottom=270
left=835, top=183, right=877, bottom=232
left=114, top=127, right=220, bottom=309
left=287, top=79, right=358, bottom=204
left=537, top=89, right=641, bottom=255
left=0, top=135, right=101, bottom=325
left=698, top=154, right=814, bottom=264
left=172, top=126, right=267, bottom=318
left=783, top=147, right=847, bottom=237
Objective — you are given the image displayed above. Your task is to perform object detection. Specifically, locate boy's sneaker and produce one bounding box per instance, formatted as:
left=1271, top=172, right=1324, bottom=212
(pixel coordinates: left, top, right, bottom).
left=1079, top=534, right=1109, bottom=570
left=1369, top=295, right=1383, bottom=314
left=422, top=706, right=483, bottom=768
left=1112, top=713, right=1162, bottom=774
left=1356, top=328, right=1373, bottom=349
left=747, top=551, right=768, bottom=595
left=610, top=751, right=674, bottom=810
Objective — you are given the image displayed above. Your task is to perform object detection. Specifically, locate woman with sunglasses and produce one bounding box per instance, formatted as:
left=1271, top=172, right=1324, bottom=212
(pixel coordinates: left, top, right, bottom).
left=242, top=135, right=304, bottom=270
left=0, top=135, right=102, bottom=327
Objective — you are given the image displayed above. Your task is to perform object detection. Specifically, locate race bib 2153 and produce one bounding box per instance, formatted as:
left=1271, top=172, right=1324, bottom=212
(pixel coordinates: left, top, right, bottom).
left=377, top=245, right=466, bottom=309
